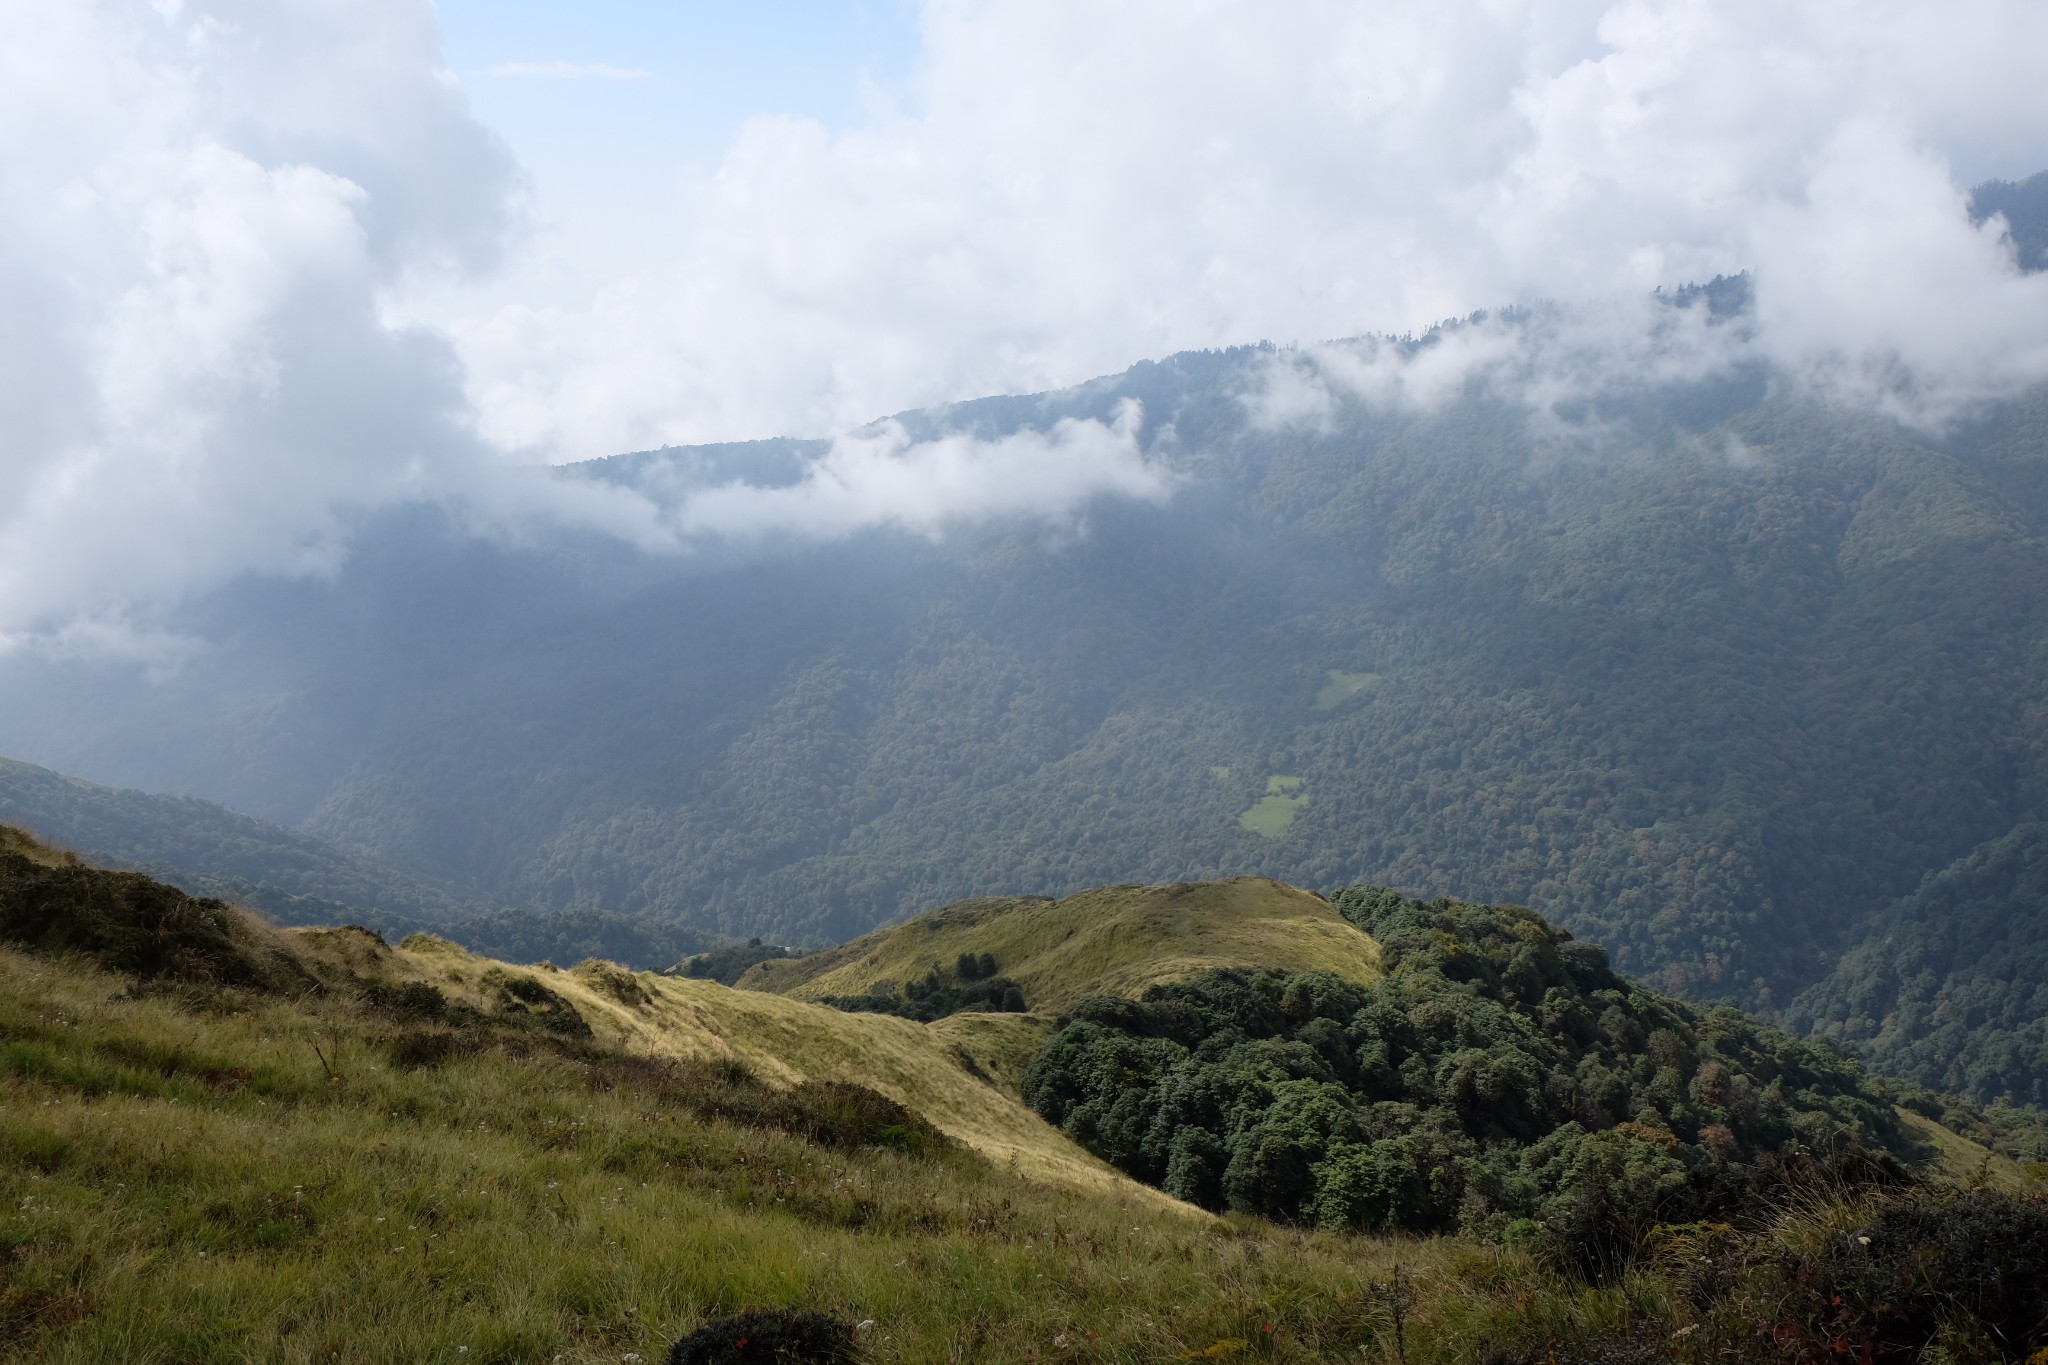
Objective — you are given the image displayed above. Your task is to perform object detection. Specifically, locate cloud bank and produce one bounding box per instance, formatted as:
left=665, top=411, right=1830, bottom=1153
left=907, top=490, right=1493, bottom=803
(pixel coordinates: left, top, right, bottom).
left=8, top=0, right=2048, bottom=648
left=667, top=400, right=1164, bottom=542
left=448, top=0, right=2048, bottom=457
left=0, top=0, right=516, bottom=651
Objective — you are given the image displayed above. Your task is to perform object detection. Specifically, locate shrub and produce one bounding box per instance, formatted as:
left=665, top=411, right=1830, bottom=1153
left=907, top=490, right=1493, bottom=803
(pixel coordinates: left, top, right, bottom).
left=666, top=1309, right=859, bottom=1365
left=822, top=955, right=1025, bottom=1022
left=0, top=848, right=312, bottom=992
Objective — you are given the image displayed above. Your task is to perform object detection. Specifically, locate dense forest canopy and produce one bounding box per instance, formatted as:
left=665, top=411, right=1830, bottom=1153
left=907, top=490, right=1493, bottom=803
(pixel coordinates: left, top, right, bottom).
left=1024, top=887, right=1917, bottom=1273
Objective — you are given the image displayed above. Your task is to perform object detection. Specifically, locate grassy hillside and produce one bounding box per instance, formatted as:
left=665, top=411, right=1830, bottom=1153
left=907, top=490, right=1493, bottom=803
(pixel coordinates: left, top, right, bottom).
left=7, top=832, right=2048, bottom=1362
left=740, top=878, right=1380, bottom=1014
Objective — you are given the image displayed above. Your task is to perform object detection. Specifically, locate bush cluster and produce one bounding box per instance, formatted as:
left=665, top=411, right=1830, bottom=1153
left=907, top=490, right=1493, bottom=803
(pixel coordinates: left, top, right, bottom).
left=1025, top=888, right=1911, bottom=1274
left=666, top=1308, right=859, bottom=1365
left=582, top=1054, right=952, bottom=1156
left=675, top=938, right=799, bottom=986
left=0, top=844, right=312, bottom=992
left=823, top=954, right=1027, bottom=1022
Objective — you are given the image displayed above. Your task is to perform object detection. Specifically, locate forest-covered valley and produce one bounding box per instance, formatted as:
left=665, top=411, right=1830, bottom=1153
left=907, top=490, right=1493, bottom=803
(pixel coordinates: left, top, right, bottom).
left=11, top=318, right=2048, bottom=1102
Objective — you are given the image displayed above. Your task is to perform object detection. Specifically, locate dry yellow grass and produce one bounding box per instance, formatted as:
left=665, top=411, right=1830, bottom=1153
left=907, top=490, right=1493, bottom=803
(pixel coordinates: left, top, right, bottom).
left=286, top=926, right=1193, bottom=1216
left=739, top=877, right=1382, bottom=1013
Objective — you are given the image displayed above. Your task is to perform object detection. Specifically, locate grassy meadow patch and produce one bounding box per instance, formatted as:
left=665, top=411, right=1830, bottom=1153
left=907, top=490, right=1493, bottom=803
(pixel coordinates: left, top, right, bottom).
left=1237, top=778, right=1307, bottom=839
left=742, top=879, right=1378, bottom=1024
left=1313, top=671, right=1381, bottom=711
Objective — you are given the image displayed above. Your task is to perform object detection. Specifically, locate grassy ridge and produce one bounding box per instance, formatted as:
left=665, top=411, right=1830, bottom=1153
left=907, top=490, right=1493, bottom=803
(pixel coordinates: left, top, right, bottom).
left=741, top=878, right=1380, bottom=1016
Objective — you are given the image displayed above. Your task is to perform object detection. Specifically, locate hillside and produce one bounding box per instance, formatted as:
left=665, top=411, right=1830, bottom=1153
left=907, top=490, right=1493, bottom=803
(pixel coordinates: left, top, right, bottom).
left=0, top=756, right=489, bottom=936
left=1791, top=821, right=2048, bottom=1106
left=5, top=833, right=2047, bottom=1362
left=0, top=758, right=711, bottom=970
left=741, top=878, right=1380, bottom=1013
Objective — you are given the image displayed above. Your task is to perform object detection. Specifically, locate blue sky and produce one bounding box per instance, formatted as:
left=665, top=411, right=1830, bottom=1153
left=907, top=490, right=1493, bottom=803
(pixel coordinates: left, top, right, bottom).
left=436, top=1, right=920, bottom=212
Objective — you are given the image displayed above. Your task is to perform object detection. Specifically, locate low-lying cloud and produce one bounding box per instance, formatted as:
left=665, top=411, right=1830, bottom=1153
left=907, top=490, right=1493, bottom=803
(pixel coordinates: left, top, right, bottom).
left=666, top=401, right=1165, bottom=543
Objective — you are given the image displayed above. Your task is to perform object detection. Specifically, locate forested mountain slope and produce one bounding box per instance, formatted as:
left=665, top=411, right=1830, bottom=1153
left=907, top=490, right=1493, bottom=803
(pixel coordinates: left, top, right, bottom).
left=0, top=759, right=709, bottom=969
left=1792, top=821, right=2048, bottom=1105
left=293, top=373, right=2048, bottom=1011
left=0, top=756, right=478, bottom=935
left=5, top=295, right=2048, bottom=1038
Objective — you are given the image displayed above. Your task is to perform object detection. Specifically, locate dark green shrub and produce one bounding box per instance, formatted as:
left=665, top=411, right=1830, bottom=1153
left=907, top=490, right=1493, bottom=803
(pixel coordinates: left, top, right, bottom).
left=666, top=1308, right=858, bottom=1365
left=0, top=850, right=311, bottom=992
left=360, top=979, right=448, bottom=1021
left=1754, top=1189, right=2048, bottom=1363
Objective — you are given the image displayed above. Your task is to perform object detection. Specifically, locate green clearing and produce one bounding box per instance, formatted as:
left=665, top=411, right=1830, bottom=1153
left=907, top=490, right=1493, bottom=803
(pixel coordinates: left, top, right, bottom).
left=1312, top=670, right=1381, bottom=710
left=1238, top=776, right=1307, bottom=838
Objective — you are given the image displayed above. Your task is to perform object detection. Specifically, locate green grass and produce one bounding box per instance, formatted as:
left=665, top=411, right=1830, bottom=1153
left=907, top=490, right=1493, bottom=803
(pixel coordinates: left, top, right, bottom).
left=1312, top=671, right=1380, bottom=710
left=1237, top=777, right=1307, bottom=839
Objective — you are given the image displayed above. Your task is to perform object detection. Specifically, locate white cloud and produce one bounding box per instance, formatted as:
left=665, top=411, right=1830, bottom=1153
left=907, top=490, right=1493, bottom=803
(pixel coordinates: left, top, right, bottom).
left=435, top=0, right=2048, bottom=458
left=0, top=0, right=519, bottom=650
left=667, top=399, right=1165, bottom=542
left=485, top=62, right=655, bottom=80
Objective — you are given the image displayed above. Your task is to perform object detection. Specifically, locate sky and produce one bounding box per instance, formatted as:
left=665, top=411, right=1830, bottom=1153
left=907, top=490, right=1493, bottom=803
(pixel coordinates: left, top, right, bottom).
left=5, top=0, right=2048, bottom=653
left=430, top=1, right=918, bottom=294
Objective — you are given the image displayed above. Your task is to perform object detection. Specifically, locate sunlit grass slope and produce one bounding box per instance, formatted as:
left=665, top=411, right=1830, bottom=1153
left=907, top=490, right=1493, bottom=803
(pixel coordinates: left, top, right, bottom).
left=0, top=830, right=1503, bottom=1364
left=431, top=943, right=1173, bottom=1208
left=739, top=877, right=1380, bottom=1015
left=2, top=937, right=1510, bottom=1365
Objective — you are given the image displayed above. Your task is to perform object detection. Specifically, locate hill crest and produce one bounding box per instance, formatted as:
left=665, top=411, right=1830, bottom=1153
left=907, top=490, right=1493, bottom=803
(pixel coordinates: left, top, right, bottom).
left=738, top=876, right=1381, bottom=1014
